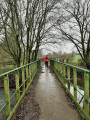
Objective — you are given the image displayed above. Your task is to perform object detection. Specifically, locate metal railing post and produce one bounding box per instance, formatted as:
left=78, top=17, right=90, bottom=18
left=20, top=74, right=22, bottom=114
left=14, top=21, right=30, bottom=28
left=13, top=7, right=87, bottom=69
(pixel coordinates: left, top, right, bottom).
left=0, top=60, right=41, bottom=120
left=15, top=70, right=20, bottom=102
left=57, top=62, right=59, bottom=76
left=22, top=67, right=25, bottom=92
left=26, top=66, right=29, bottom=87
left=73, top=68, right=77, bottom=100
left=67, top=66, right=70, bottom=89
left=60, top=63, right=62, bottom=74
left=56, top=62, right=58, bottom=74
left=34, top=63, right=35, bottom=76
left=4, top=74, right=10, bottom=118
left=35, top=62, right=37, bottom=73
left=31, top=64, right=32, bottom=80
left=63, top=64, right=66, bottom=83
left=50, top=59, right=90, bottom=120
left=62, top=64, right=63, bottom=74
left=63, top=65, right=66, bottom=77
left=84, top=72, right=89, bottom=116
left=31, top=64, right=33, bottom=80
left=29, top=64, right=31, bottom=83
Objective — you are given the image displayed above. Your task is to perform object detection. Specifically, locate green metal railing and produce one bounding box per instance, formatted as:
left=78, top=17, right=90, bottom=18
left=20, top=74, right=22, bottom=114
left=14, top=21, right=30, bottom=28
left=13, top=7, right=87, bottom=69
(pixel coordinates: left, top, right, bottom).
left=50, top=59, right=90, bottom=120
left=0, top=60, right=41, bottom=120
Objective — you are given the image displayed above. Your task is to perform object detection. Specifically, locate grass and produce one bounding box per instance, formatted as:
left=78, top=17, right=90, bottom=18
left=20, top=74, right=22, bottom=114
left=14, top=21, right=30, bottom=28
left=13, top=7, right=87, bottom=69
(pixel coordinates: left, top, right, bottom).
left=71, top=55, right=81, bottom=63
left=0, top=65, right=15, bottom=74
left=0, top=48, right=16, bottom=74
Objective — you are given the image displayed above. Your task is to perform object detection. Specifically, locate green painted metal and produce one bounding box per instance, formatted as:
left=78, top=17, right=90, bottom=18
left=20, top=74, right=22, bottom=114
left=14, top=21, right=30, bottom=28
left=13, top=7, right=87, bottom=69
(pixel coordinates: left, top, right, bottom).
left=84, top=72, right=89, bottom=116
left=7, top=82, right=31, bottom=120
left=0, top=61, right=39, bottom=77
left=73, top=68, right=77, bottom=100
left=0, top=60, right=41, bottom=120
left=26, top=66, right=29, bottom=87
left=63, top=65, right=65, bottom=77
left=15, top=70, right=20, bottom=102
left=4, top=75, right=10, bottom=118
left=0, top=102, right=8, bottom=112
left=29, top=64, right=31, bottom=82
left=60, top=63, right=62, bottom=73
left=22, top=67, right=25, bottom=92
left=56, top=60, right=90, bottom=73
left=67, top=66, right=70, bottom=89
left=50, top=59, right=90, bottom=120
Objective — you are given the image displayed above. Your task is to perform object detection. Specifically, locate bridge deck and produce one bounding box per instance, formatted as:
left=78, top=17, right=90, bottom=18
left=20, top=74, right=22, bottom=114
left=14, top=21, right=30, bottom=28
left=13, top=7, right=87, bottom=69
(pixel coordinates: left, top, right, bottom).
left=13, top=66, right=82, bottom=120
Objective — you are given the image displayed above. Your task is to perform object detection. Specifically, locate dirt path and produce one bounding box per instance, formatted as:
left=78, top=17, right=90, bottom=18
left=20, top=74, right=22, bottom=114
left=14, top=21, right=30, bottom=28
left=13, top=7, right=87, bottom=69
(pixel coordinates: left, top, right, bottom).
left=13, top=66, right=83, bottom=120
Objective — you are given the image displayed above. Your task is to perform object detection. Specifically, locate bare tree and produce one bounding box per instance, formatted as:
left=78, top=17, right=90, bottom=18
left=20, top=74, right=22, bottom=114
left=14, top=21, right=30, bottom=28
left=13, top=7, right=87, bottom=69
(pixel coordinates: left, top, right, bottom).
left=0, top=0, right=25, bottom=66
left=25, top=0, right=58, bottom=62
left=0, top=0, right=58, bottom=66
left=55, top=0, right=90, bottom=69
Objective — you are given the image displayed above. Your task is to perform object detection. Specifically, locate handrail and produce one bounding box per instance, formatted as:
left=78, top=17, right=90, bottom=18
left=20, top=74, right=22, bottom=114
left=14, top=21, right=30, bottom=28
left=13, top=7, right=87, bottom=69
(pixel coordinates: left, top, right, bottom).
left=0, top=61, right=39, bottom=77
left=0, top=60, right=41, bottom=120
left=50, top=59, right=90, bottom=120
left=52, top=59, right=90, bottom=72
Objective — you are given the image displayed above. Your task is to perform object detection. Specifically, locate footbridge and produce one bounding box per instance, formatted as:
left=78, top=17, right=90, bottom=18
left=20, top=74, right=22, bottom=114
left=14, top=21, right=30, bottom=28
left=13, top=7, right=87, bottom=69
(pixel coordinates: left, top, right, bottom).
left=0, top=60, right=90, bottom=120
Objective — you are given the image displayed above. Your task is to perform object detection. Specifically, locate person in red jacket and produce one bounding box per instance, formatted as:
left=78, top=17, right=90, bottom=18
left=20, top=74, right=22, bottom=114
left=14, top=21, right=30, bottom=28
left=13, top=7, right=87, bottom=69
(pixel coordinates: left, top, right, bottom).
left=44, top=55, right=49, bottom=68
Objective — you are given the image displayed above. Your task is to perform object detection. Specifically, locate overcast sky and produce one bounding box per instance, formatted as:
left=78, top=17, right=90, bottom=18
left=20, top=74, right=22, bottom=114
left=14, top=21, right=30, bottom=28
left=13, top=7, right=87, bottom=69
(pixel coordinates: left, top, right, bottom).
left=40, top=41, right=77, bottom=55
left=0, top=0, right=85, bottom=56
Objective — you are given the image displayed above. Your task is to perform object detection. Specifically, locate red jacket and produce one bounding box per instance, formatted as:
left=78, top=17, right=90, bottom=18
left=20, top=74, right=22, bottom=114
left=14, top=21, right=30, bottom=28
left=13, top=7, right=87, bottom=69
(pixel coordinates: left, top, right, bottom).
left=44, top=56, right=49, bottom=62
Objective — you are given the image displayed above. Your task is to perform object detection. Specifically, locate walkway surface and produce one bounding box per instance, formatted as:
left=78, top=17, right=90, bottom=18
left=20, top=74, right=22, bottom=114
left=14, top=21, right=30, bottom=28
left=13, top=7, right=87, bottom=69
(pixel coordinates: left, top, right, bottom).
left=35, top=66, right=82, bottom=120
left=13, top=66, right=82, bottom=120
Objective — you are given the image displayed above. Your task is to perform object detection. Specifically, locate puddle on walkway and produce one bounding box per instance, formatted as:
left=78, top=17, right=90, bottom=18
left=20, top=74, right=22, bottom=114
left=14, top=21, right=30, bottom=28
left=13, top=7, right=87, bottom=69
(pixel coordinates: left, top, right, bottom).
left=40, top=66, right=84, bottom=107
left=35, top=66, right=82, bottom=120
left=0, top=65, right=84, bottom=120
